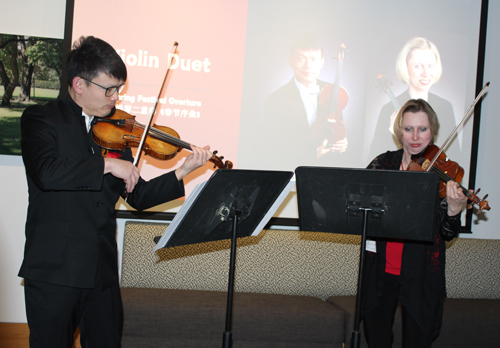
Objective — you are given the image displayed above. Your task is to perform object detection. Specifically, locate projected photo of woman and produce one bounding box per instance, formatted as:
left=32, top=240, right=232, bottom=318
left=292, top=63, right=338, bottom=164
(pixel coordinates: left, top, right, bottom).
left=369, top=37, right=459, bottom=161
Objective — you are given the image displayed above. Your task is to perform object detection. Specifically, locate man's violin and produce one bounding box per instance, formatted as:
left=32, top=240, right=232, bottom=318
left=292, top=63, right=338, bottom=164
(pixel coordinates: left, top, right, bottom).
left=92, top=109, right=233, bottom=169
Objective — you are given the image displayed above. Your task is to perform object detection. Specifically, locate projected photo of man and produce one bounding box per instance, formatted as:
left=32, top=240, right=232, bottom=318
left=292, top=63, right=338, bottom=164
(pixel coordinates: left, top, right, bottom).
left=261, top=33, right=348, bottom=170
left=369, top=37, right=459, bottom=161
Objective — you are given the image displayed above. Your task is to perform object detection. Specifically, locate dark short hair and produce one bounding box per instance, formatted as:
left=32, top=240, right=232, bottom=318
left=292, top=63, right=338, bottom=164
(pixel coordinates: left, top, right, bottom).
left=290, top=33, right=323, bottom=57
left=393, top=99, right=440, bottom=145
left=66, top=36, right=127, bottom=87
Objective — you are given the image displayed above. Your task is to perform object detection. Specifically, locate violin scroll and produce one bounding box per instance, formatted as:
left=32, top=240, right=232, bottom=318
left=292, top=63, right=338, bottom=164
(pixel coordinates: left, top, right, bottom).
left=210, top=150, right=233, bottom=169
left=466, top=189, right=490, bottom=212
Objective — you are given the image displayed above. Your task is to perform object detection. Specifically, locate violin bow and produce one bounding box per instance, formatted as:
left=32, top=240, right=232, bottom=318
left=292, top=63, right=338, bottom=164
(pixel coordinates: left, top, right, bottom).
left=133, top=41, right=179, bottom=167
left=124, top=41, right=179, bottom=201
left=426, top=82, right=489, bottom=171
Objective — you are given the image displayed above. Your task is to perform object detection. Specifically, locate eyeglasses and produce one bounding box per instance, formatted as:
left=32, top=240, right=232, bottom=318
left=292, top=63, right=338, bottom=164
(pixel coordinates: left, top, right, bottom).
left=80, top=77, right=125, bottom=97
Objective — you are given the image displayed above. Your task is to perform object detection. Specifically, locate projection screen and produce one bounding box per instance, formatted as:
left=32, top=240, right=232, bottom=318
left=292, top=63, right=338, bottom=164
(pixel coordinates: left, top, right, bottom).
left=70, top=0, right=484, bottom=224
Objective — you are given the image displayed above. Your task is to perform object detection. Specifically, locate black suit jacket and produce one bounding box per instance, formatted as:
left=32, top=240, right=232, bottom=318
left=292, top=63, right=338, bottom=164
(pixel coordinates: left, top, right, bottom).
left=19, top=95, right=184, bottom=289
left=261, top=78, right=328, bottom=170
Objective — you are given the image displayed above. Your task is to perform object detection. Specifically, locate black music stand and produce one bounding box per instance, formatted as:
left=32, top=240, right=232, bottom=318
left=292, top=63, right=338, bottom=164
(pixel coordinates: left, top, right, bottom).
left=154, top=169, right=294, bottom=348
left=295, top=166, right=439, bottom=348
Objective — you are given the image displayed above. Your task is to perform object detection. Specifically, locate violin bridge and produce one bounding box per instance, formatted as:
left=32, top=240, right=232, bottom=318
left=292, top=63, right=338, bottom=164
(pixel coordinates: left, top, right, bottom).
left=422, top=159, right=431, bottom=170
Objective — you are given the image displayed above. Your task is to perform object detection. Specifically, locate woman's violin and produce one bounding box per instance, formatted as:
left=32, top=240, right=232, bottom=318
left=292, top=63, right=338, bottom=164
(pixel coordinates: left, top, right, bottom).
left=406, top=82, right=491, bottom=212
left=407, top=144, right=489, bottom=211
left=92, top=109, right=233, bottom=169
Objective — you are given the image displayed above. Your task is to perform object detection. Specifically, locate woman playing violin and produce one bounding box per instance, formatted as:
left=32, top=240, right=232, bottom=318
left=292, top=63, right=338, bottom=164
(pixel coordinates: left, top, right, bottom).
left=362, top=99, right=467, bottom=348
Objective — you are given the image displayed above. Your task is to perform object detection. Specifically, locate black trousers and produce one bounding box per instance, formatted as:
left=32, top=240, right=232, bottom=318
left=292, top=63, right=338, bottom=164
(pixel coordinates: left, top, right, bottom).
left=24, top=279, right=123, bottom=348
left=363, top=273, right=432, bottom=348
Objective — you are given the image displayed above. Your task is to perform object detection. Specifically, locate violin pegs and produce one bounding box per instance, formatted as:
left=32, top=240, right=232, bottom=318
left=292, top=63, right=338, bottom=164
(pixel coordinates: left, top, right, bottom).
left=475, top=188, right=481, bottom=195
left=483, top=194, right=489, bottom=200
left=220, top=156, right=224, bottom=160
left=213, top=150, right=218, bottom=155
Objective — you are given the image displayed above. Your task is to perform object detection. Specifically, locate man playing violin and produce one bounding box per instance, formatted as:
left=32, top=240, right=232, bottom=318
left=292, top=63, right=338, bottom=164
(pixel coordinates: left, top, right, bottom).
left=261, top=33, right=348, bottom=170
left=19, top=36, right=213, bottom=347
left=362, top=99, right=467, bottom=348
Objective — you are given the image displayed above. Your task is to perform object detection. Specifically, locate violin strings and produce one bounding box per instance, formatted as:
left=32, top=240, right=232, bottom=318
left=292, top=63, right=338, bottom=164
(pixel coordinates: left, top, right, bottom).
left=430, top=166, right=474, bottom=200
left=149, top=127, right=191, bottom=149
left=134, top=121, right=192, bottom=149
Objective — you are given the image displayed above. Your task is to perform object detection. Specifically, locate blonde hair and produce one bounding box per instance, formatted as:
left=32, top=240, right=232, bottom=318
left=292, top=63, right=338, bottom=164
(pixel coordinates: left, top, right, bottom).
left=395, top=37, right=442, bottom=85
left=393, top=99, right=440, bottom=145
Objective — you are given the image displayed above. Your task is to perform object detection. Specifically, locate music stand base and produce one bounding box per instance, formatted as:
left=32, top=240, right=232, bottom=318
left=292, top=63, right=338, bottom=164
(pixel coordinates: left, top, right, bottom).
left=351, top=331, right=361, bottom=348
left=223, top=332, right=232, bottom=348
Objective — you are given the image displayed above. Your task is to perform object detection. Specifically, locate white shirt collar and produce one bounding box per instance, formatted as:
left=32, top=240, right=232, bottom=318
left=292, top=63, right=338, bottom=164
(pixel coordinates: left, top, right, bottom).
left=82, top=111, right=94, bottom=133
left=294, top=78, right=320, bottom=127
